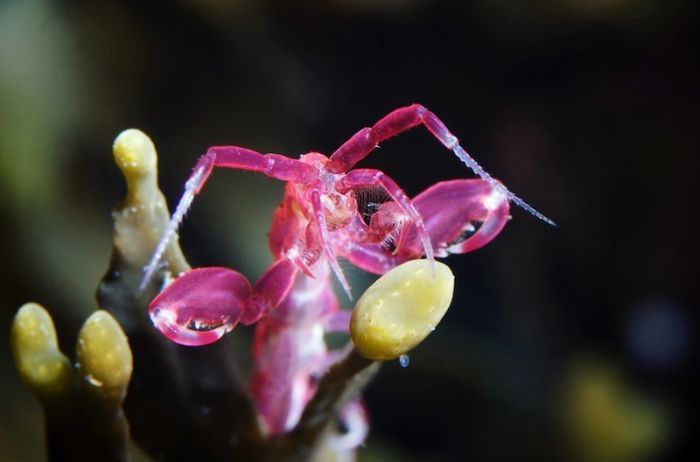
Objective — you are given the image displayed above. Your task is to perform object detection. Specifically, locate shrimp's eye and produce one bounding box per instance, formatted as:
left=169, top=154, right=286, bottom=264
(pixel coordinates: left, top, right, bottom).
left=354, top=187, right=390, bottom=226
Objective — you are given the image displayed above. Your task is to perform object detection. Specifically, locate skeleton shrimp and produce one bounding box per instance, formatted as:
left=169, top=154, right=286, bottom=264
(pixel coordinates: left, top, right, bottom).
left=142, top=103, right=554, bottom=435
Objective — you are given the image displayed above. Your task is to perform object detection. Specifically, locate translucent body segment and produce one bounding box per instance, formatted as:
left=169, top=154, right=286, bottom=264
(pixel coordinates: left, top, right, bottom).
left=209, top=146, right=268, bottom=172
left=10, top=302, right=72, bottom=397
left=249, top=270, right=339, bottom=435
left=264, top=153, right=318, bottom=182
left=75, top=310, right=133, bottom=399
left=204, top=148, right=319, bottom=184
left=328, top=105, right=422, bottom=172
left=350, top=259, right=454, bottom=360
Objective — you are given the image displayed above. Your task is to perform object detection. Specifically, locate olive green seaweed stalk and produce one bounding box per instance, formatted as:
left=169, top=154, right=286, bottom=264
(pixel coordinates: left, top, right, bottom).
left=11, top=304, right=132, bottom=462
left=11, top=129, right=454, bottom=461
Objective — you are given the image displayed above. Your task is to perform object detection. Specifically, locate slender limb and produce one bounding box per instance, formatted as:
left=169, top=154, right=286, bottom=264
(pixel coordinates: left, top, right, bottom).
left=327, top=104, right=555, bottom=226
left=337, top=169, right=435, bottom=265
left=140, top=147, right=319, bottom=289
left=309, top=190, right=353, bottom=299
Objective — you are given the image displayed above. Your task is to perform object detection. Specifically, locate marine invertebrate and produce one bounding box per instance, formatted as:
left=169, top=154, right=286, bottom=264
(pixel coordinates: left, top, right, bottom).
left=141, top=105, right=552, bottom=447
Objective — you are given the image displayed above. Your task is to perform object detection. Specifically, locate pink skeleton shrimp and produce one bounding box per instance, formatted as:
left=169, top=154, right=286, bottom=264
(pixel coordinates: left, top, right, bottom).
left=141, top=103, right=554, bottom=436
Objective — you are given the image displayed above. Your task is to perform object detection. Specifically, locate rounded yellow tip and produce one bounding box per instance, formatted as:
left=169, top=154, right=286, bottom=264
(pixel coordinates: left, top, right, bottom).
left=350, top=259, right=454, bottom=360
left=76, top=311, right=133, bottom=394
left=11, top=303, right=72, bottom=395
left=113, top=128, right=157, bottom=179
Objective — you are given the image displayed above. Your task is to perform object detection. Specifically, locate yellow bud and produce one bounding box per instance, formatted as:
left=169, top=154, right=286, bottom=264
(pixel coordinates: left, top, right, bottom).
left=113, top=128, right=157, bottom=180
left=350, top=259, right=454, bottom=360
left=110, top=128, right=189, bottom=273
left=75, top=311, right=132, bottom=398
left=10, top=303, right=72, bottom=396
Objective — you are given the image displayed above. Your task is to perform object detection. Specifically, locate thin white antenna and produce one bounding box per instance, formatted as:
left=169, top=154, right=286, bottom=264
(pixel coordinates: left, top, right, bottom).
left=140, top=166, right=205, bottom=290
left=452, top=145, right=557, bottom=226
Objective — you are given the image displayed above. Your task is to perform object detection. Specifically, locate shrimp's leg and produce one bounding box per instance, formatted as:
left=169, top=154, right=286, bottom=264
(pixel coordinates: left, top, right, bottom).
left=141, top=147, right=318, bottom=289
left=327, top=103, right=554, bottom=226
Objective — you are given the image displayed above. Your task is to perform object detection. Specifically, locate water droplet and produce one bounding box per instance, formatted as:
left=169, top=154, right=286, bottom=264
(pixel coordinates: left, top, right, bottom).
left=150, top=305, right=232, bottom=346
left=186, top=317, right=225, bottom=332
left=399, top=354, right=410, bottom=368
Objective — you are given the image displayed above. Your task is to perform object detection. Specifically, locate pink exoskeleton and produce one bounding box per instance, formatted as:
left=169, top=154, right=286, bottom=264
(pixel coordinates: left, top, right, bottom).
left=141, top=104, right=554, bottom=442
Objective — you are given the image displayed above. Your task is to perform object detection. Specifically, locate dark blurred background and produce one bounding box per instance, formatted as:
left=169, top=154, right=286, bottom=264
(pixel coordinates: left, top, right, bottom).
left=1, top=0, right=697, bottom=460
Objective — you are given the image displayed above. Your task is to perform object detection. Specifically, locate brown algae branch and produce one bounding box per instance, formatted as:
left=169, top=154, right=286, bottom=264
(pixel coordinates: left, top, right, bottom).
left=11, top=304, right=133, bottom=462
left=111, top=129, right=189, bottom=283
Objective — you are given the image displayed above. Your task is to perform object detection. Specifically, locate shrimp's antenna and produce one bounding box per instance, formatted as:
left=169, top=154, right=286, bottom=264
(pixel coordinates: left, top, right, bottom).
left=452, top=145, right=557, bottom=227
left=140, top=166, right=204, bottom=290
left=329, top=104, right=556, bottom=226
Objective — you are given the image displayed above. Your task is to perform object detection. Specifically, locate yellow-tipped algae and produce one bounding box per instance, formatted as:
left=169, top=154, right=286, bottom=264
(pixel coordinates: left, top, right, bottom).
left=350, top=259, right=455, bottom=361
left=11, top=302, right=73, bottom=398
left=113, top=128, right=158, bottom=182
left=76, top=310, right=133, bottom=402
left=112, top=128, right=188, bottom=273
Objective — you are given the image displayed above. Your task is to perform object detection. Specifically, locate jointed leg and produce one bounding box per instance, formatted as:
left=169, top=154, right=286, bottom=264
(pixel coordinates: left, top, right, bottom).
left=308, top=190, right=353, bottom=298
left=327, top=104, right=555, bottom=226
left=141, top=146, right=318, bottom=289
